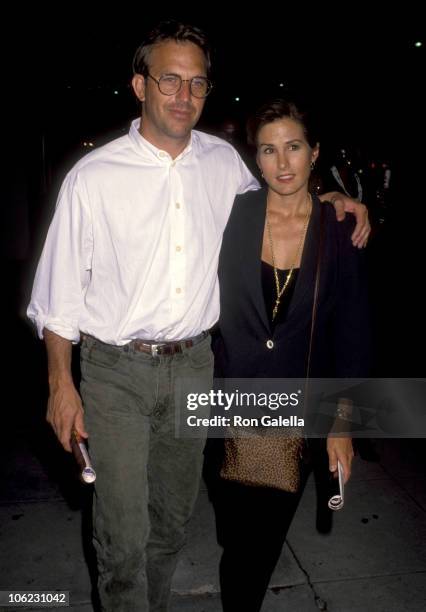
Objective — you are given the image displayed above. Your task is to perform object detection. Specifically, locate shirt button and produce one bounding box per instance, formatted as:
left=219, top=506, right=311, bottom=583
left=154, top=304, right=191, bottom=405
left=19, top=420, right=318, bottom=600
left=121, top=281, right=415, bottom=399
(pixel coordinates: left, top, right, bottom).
left=176, top=288, right=182, bottom=294
left=175, top=202, right=181, bottom=209
left=266, top=339, right=274, bottom=349
left=158, top=151, right=167, bottom=159
left=176, top=245, right=182, bottom=252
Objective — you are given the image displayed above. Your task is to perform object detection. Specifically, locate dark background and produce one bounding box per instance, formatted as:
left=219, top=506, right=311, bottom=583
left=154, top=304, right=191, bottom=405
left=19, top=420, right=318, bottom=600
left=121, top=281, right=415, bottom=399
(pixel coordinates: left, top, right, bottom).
left=6, top=6, right=424, bottom=177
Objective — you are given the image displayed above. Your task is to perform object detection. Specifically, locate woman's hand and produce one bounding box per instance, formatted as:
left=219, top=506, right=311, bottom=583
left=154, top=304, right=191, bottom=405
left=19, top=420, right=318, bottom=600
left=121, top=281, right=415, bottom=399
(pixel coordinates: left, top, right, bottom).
left=327, top=436, right=354, bottom=484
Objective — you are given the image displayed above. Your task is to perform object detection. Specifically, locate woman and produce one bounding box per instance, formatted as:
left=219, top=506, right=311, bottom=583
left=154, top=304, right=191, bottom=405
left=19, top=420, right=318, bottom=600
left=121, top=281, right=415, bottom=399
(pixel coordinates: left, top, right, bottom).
left=211, top=98, right=370, bottom=611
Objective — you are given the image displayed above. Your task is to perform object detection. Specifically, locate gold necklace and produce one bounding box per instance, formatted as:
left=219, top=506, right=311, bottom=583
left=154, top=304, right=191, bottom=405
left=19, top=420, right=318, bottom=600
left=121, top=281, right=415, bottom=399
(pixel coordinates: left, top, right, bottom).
left=266, top=193, right=312, bottom=321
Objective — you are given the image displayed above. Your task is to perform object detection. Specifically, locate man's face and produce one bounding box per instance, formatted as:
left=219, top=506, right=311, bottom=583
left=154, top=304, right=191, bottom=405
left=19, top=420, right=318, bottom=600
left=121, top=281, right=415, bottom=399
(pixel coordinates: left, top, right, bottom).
left=133, top=40, right=208, bottom=151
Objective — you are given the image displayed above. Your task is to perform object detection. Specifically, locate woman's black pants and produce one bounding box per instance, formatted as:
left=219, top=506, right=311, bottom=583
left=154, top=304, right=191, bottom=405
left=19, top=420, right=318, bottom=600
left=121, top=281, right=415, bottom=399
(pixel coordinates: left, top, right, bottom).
left=203, top=440, right=309, bottom=612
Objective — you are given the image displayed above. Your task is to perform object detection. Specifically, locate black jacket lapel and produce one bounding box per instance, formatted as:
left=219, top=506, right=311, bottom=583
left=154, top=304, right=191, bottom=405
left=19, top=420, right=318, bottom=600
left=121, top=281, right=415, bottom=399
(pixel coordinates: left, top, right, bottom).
left=285, top=194, right=321, bottom=323
left=241, top=188, right=271, bottom=332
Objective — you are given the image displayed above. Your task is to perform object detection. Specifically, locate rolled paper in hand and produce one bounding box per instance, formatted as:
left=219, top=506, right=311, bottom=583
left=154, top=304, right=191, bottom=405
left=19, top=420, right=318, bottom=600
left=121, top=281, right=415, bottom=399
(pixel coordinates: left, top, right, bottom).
left=328, top=460, right=344, bottom=510
left=70, top=431, right=96, bottom=483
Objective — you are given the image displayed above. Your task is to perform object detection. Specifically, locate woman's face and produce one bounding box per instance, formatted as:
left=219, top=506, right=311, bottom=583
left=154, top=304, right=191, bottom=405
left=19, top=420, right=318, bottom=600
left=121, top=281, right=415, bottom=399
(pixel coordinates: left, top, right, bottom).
left=256, top=117, right=319, bottom=197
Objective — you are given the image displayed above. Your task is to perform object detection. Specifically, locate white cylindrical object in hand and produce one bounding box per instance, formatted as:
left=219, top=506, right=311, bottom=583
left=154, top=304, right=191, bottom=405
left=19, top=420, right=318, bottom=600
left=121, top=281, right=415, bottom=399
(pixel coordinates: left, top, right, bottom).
left=71, top=431, right=96, bottom=483
left=328, top=460, right=344, bottom=510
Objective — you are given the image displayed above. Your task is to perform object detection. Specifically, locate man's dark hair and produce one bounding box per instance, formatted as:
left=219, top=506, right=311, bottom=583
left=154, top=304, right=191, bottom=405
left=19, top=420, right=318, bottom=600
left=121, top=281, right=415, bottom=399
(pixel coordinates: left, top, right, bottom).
left=132, top=20, right=212, bottom=77
left=246, top=98, right=319, bottom=149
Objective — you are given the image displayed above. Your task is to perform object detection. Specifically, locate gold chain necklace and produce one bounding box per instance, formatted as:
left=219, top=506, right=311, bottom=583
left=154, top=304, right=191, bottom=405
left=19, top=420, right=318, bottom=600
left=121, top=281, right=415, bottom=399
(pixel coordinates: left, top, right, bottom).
left=266, top=193, right=312, bottom=321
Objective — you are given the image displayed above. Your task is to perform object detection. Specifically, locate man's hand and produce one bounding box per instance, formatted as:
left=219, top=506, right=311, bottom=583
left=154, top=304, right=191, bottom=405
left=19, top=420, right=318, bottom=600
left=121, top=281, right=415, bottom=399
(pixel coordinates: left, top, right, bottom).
left=44, top=328, right=88, bottom=452
left=47, top=380, right=88, bottom=452
left=319, top=191, right=370, bottom=248
left=327, top=436, right=354, bottom=484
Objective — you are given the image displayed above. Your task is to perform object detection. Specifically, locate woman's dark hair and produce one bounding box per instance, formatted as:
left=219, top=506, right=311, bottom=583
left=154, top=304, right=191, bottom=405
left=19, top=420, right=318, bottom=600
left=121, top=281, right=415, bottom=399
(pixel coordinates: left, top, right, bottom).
left=132, top=20, right=212, bottom=77
left=246, top=98, right=319, bottom=149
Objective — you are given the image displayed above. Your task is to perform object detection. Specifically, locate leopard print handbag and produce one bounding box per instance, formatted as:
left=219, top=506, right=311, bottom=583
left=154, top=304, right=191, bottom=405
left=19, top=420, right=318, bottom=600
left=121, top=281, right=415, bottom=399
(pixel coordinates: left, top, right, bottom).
left=220, top=427, right=305, bottom=493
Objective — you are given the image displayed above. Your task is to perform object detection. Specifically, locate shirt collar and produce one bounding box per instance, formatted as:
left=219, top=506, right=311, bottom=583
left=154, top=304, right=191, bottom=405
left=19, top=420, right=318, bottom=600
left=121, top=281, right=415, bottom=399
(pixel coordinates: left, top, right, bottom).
left=129, top=118, right=193, bottom=163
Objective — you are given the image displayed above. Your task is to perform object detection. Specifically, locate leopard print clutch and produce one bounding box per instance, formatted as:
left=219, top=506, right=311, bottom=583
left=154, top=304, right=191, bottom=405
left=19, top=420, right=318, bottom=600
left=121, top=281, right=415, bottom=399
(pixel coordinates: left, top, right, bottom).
left=220, top=427, right=305, bottom=493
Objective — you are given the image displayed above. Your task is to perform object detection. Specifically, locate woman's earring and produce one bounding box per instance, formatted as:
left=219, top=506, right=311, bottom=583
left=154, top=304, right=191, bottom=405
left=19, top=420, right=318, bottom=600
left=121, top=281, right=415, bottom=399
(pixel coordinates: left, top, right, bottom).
left=310, top=162, right=315, bottom=171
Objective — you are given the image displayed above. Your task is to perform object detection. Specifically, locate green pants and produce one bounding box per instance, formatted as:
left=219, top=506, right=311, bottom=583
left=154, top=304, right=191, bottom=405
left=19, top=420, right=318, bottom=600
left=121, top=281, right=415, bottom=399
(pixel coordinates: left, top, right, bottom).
left=80, top=334, right=213, bottom=612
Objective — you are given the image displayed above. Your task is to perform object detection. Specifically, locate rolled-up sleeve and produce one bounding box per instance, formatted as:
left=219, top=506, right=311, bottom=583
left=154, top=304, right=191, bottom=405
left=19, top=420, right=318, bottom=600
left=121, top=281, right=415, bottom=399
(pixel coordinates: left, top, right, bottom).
left=27, top=170, right=93, bottom=342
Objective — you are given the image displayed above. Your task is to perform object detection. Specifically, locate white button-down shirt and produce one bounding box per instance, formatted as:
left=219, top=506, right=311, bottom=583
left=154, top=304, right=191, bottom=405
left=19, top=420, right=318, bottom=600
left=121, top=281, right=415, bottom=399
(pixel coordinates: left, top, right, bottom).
left=27, top=119, right=259, bottom=344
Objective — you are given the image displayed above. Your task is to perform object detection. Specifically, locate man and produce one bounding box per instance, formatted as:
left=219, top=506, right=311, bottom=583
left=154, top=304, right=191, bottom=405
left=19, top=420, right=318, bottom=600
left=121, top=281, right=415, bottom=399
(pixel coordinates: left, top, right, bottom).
left=28, top=20, right=369, bottom=612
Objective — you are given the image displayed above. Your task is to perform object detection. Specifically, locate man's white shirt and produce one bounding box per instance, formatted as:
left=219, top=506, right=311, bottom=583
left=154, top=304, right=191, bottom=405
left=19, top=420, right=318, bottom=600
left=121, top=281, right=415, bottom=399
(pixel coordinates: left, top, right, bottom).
left=28, top=119, right=259, bottom=344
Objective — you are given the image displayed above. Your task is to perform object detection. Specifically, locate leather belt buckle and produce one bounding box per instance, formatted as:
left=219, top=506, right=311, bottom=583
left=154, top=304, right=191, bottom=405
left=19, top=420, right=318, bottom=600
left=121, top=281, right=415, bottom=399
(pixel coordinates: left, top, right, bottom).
left=151, top=344, right=161, bottom=357
left=132, top=331, right=208, bottom=356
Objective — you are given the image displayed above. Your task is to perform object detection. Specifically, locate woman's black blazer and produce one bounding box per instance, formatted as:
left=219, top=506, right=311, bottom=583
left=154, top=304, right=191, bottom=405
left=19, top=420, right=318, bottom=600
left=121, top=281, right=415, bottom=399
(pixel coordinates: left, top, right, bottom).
left=215, top=188, right=371, bottom=379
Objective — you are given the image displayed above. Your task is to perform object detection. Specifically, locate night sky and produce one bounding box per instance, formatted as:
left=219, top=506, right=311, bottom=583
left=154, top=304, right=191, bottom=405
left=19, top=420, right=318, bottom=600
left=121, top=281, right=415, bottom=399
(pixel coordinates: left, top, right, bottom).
left=8, top=6, right=424, bottom=162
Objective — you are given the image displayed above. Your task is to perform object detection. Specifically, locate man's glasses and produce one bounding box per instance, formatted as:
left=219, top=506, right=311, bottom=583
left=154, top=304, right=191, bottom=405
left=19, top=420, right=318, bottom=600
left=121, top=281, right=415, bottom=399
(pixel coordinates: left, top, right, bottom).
left=147, top=73, right=213, bottom=98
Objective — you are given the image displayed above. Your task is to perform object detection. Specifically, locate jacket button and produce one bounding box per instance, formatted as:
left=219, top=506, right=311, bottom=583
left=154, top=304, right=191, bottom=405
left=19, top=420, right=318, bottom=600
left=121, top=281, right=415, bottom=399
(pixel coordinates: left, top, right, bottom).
left=266, top=339, right=274, bottom=349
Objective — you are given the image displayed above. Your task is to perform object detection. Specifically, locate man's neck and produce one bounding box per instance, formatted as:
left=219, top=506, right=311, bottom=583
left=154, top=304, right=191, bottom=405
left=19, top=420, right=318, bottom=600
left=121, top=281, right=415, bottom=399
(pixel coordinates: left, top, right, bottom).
left=139, top=124, right=191, bottom=160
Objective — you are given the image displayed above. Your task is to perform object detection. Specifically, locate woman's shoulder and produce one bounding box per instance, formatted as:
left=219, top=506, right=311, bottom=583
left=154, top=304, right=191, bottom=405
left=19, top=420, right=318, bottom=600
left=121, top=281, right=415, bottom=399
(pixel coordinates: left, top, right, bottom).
left=233, top=186, right=265, bottom=208
left=227, top=187, right=266, bottom=225
left=315, top=195, right=357, bottom=238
